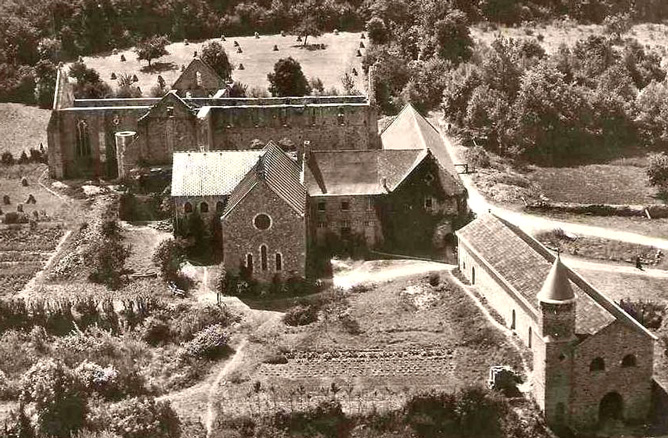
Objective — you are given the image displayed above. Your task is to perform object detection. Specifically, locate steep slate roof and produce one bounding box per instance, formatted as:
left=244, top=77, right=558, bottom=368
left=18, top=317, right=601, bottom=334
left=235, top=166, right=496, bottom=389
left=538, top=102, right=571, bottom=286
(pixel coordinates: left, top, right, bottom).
left=538, top=255, right=576, bottom=304
left=457, top=214, right=637, bottom=337
left=172, top=58, right=225, bottom=91
left=222, top=141, right=306, bottom=218
left=381, top=104, right=458, bottom=175
left=171, top=150, right=264, bottom=197
left=304, top=149, right=427, bottom=196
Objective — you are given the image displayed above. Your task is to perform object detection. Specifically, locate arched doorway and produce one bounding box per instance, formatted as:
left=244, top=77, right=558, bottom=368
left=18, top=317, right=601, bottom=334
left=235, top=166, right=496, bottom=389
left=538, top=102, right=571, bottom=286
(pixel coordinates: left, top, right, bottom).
left=599, top=392, right=624, bottom=422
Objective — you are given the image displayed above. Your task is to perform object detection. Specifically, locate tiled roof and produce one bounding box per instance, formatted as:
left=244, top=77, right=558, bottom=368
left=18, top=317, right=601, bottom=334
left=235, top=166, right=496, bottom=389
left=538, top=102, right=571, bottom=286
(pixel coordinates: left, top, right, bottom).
left=171, top=150, right=264, bottom=197
left=304, top=149, right=428, bottom=196
left=456, top=214, right=617, bottom=336
left=222, top=141, right=306, bottom=218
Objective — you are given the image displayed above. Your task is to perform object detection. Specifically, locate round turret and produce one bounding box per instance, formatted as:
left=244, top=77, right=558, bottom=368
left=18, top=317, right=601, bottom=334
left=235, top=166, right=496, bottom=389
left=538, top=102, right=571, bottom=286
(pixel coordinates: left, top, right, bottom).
left=537, top=254, right=575, bottom=304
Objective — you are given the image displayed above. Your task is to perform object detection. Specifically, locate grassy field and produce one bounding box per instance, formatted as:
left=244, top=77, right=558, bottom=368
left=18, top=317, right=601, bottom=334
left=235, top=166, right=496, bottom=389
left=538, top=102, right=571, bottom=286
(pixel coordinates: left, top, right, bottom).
left=0, top=104, right=50, bottom=158
left=527, top=159, right=662, bottom=205
left=0, top=164, right=72, bottom=221
left=206, top=271, right=522, bottom=424
left=472, top=22, right=668, bottom=60
left=535, top=212, right=668, bottom=240
left=80, top=32, right=367, bottom=96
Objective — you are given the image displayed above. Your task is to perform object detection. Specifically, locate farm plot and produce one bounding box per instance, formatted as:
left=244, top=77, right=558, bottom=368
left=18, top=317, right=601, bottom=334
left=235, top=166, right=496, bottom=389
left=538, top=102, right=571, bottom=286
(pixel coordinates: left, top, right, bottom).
left=212, top=271, right=523, bottom=421
left=0, top=225, right=66, bottom=295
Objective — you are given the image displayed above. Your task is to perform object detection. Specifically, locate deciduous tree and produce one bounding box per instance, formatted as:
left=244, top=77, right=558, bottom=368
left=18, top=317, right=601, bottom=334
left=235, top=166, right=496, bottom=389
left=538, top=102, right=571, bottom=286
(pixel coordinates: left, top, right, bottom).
left=135, top=35, right=170, bottom=67
left=267, top=57, right=311, bottom=96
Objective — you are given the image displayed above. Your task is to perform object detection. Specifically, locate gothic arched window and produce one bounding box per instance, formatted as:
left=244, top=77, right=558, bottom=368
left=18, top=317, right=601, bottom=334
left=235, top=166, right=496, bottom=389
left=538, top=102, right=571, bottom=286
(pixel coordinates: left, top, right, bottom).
left=260, top=245, right=268, bottom=271
left=76, top=120, right=91, bottom=157
left=200, top=202, right=209, bottom=213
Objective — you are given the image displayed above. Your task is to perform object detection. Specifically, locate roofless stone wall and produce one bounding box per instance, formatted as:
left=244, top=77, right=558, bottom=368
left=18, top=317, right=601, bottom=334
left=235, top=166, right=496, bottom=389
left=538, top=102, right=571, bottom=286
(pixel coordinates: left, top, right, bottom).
left=208, top=103, right=378, bottom=151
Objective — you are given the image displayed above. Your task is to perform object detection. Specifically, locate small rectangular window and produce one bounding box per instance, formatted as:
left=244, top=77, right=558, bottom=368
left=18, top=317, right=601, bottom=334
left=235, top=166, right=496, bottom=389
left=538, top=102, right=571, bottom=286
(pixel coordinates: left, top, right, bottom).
left=367, top=197, right=374, bottom=211
left=317, top=201, right=326, bottom=211
left=341, top=201, right=350, bottom=211
left=425, top=196, right=434, bottom=209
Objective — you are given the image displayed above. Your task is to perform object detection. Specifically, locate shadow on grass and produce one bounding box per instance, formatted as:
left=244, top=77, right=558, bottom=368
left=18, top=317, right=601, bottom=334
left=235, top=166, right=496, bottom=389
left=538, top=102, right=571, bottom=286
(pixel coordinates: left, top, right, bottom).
left=140, top=62, right=178, bottom=74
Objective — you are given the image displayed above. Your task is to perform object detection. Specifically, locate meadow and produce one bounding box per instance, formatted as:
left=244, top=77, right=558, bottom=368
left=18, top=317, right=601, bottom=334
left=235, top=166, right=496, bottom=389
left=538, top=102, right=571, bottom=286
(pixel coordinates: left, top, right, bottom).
left=80, top=32, right=367, bottom=96
left=0, top=104, right=50, bottom=158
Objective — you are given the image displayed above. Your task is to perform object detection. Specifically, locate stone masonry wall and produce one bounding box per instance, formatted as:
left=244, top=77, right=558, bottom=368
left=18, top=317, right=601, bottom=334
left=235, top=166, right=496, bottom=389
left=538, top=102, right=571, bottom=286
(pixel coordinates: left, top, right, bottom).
left=209, top=104, right=379, bottom=151
left=174, top=195, right=228, bottom=234
left=222, top=182, right=306, bottom=282
left=311, top=195, right=383, bottom=247
left=569, top=321, right=653, bottom=428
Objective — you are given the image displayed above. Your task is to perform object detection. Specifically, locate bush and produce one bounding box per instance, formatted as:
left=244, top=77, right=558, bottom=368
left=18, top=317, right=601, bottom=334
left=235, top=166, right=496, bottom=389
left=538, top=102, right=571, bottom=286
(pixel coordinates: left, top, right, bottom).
left=1, top=151, right=14, bottom=166
left=647, top=152, right=668, bottom=191
left=89, top=237, right=130, bottom=290
left=3, top=212, right=29, bottom=224
left=153, top=238, right=188, bottom=283
left=465, top=145, right=490, bottom=168
left=618, top=299, right=665, bottom=330
left=20, top=359, right=87, bottom=438
left=283, top=305, right=318, bottom=326
left=428, top=272, right=441, bottom=287
left=98, top=396, right=181, bottom=438
left=181, top=324, right=229, bottom=359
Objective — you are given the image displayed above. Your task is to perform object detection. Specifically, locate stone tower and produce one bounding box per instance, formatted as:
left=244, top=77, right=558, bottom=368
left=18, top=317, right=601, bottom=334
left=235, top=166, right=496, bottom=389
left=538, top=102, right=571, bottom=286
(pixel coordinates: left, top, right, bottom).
left=533, top=254, right=577, bottom=426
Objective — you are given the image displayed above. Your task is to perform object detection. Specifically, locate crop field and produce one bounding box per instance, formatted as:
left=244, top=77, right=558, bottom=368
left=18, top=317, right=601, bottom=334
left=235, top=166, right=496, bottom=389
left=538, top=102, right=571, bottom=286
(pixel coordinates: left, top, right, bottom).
left=0, top=225, right=66, bottom=295
left=208, top=271, right=522, bottom=426
left=80, top=32, right=367, bottom=96
left=0, top=104, right=50, bottom=158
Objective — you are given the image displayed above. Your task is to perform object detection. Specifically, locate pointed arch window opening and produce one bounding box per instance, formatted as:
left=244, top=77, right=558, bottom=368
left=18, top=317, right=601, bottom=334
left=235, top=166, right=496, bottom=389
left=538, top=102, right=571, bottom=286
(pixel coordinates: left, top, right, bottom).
left=76, top=120, right=92, bottom=157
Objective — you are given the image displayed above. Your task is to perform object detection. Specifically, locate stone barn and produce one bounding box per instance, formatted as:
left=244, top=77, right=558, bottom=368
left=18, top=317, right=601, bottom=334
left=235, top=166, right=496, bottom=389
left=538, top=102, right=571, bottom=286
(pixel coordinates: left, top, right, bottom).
left=456, top=214, right=656, bottom=430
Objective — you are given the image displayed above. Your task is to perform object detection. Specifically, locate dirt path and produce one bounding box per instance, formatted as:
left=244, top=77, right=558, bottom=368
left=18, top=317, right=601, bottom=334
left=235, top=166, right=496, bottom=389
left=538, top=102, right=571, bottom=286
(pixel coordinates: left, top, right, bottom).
left=435, top=118, right=668, bottom=251
left=561, top=254, right=668, bottom=278
left=205, top=339, right=248, bottom=436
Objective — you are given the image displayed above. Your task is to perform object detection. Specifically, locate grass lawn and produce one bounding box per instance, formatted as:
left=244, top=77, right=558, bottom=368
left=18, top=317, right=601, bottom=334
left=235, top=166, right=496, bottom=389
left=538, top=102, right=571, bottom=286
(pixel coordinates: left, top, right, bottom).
left=80, top=32, right=367, bottom=96
left=472, top=22, right=668, bottom=60
left=0, top=164, right=72, bottom=221
left=527, top=160, right=662, bottom=205
left=0, top=104, right=50, bottom=158
left=210, top=271, right=523, bottom=421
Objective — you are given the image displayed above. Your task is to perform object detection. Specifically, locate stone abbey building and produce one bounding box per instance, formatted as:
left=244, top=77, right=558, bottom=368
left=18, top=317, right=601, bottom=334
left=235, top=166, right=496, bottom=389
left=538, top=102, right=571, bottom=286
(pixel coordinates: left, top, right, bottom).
left=457, top=214, right=656, bottom=430
left=48, top=58, right=468, bottom=280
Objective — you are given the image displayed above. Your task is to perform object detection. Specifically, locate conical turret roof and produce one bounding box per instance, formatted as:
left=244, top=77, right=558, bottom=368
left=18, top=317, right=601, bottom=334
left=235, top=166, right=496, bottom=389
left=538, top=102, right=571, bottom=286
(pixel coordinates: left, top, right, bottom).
left=537, top=254, right=575, bottom=304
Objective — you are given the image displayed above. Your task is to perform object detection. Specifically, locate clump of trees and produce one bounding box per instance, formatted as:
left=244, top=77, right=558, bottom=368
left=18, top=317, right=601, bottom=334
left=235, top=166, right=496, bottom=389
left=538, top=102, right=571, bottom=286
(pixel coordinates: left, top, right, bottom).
left=201, top=41, right=232, bottom=80
left=268, top=57, right=311, bottom=97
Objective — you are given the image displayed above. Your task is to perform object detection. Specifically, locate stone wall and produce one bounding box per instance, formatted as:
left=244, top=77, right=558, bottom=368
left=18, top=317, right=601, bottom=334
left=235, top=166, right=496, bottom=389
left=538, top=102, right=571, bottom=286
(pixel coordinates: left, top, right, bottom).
left=310, top=195, right=382, bottom=247
left=174, top=195, right=227, bottom=234
left=208, top=104, right=379, bottom=151
left=569, top=321, right=653, bottom=428
left=222, top=182, right=306, bottom=282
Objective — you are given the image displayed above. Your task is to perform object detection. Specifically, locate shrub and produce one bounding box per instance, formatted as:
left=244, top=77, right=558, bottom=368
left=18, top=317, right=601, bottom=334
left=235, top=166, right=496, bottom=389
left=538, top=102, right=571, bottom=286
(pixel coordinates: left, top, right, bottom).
left=465, top=145, right=490, bottom=168
left=1, top=151, right=15, bottom=165
left=283, top=305, right=318, bottom=326
left=618, top=299, right=665, bottom=330
left=99, top=397, right=181, bottom=438
left=428, top=272, right=441, bottom=287
left=89, top=237, right=131, bottom=290
left=74, top=360, right=119, bottom=398
left=153, top=238, right=188, bottom=282
left=20, top=359, right=87, bottom=438
left=647, top=152, right=668, bottom=190
left=139, top=316, right=171, bottom=346
left=181, top=324, right=229, bottom=359
left=3, top=212, right=29, bottom=224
